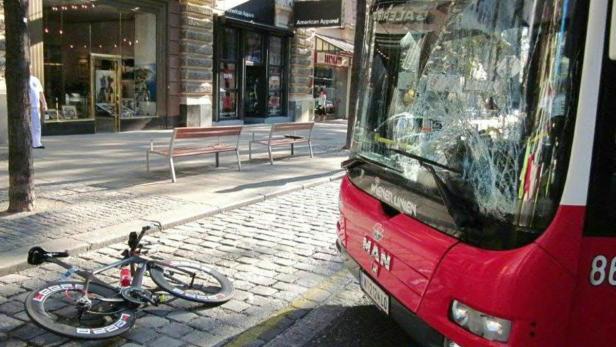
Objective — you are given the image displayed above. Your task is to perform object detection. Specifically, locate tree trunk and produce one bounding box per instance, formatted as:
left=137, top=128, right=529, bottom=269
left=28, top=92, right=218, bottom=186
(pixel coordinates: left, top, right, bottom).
left=344, top=0, right=366, bottom=149
left=4, top=0, right=34, bottom=212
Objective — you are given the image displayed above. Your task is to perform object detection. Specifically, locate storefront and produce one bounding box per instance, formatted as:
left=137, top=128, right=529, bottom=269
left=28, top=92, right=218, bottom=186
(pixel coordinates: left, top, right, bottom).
left=313, top=34, right=353, bottom=119
left=39, top=0, right=167, bottom=135
left=214, top=0, right=293, bottom=124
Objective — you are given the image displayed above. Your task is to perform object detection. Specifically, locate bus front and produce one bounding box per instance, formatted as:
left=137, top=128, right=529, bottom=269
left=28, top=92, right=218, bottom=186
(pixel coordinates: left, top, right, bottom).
left=337, top=0, right=615, bottom=346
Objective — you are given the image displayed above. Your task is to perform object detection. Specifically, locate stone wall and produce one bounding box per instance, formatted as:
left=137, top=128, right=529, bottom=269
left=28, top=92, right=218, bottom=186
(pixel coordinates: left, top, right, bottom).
left=178, top=0, right=215, bottom=127
left=289, top=28, right=315, bottom=122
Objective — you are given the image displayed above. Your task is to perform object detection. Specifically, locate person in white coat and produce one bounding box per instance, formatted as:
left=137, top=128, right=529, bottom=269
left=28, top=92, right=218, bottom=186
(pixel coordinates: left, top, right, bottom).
left=29, top=73, right=47, bottom=149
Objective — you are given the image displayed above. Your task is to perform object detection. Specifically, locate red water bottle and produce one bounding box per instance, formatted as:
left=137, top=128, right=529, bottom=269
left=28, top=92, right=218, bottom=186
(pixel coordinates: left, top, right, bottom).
left=120, top=268, right=132, bottom=287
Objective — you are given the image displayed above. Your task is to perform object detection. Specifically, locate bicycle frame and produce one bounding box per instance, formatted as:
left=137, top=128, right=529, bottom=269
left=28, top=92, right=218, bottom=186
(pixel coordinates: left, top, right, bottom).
left=45, top=254, right=198, bottom=303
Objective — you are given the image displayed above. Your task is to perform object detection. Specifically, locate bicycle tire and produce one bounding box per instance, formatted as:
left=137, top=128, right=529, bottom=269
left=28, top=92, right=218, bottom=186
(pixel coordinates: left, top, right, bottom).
left=150, top=260, right=233, bottom=305
left=25, top=281, right=137, bottom=339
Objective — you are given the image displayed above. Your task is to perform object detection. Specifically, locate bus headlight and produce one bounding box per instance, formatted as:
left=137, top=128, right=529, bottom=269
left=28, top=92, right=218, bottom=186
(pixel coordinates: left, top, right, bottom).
left=450, top=300, right=512, bottom=342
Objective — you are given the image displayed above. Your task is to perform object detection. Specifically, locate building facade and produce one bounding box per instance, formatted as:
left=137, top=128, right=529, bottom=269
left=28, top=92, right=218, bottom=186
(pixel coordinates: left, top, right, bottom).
left=0, top=0, right=353, bottom=142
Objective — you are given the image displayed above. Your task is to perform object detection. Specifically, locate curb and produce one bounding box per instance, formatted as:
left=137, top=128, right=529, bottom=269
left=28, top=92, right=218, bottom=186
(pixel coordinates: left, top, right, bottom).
left=0, top=171, right=345, bottom=277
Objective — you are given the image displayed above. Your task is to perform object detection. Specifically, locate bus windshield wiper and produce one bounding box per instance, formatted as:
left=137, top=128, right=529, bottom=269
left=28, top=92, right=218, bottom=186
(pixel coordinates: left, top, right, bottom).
left=390, top=148, right=482, bottom=230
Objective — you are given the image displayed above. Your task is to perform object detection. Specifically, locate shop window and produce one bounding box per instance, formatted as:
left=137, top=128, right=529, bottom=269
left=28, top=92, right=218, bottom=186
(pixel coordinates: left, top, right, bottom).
left=245, top=31, right=265, bottom=117
left=219, top=28, right=239, bottom=120
left=245, top=32, right=263, bottom=66
left=268, top=37, right=283, bottom=116
left=42, top=2, right=158, bottom=131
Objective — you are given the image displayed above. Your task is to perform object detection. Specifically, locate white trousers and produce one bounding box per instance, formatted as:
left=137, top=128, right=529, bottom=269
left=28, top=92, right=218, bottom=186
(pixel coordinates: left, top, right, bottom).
left=31, top=108, right=42, bottom=147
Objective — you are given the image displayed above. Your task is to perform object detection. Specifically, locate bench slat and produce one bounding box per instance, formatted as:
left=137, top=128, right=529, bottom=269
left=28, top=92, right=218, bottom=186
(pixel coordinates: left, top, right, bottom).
left=151, top=145, right=237, bottom=157
left=175, top=126, right=242, bottom=139
left=271, top=122, right=314, bottom=132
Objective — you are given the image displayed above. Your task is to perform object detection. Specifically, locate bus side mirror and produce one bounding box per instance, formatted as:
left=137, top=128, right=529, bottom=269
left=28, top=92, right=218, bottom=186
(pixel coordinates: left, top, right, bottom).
left=611, top=2, right=616, bottom=60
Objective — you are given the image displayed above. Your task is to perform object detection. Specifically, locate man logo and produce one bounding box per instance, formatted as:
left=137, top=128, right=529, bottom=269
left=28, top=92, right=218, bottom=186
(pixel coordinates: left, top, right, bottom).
left=373, top=223, right=384, bottom=241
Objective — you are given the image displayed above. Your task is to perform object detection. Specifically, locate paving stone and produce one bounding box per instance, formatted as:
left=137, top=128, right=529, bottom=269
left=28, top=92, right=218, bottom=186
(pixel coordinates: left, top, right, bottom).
left=156, top=322, right=195, bottom=338
left=0, top=314, right=24, bottom=333
left=221, top=300, right=250, bottom=313
left=8, top=323, right=47, bottom=341
left=0, top=301, right=25, bottom=315
left=136, top=316, right=169, bottom=329
left=29, top=332, right=68, bottom=346
left=180, top=330, right=217, bottom=347
left=166, top=311, right=200, bottom=324
left=123, top=326, right=162, bottom=344
left=147, top=335, right=186, bottom=347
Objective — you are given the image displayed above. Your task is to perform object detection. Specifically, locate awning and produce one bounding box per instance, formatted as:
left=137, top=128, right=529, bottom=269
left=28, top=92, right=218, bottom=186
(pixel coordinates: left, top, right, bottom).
left=315, top=34, right=354, bottom=54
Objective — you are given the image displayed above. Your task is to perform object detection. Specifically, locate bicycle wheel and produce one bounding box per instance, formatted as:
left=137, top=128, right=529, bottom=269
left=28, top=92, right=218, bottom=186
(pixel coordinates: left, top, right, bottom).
left=25, top=281, right=137, bottom=339
left=150, top=260, right=233, bottom=305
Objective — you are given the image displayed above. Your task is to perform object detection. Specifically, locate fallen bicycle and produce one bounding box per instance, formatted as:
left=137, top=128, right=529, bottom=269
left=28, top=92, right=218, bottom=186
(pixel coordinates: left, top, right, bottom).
left=23, top=224, right=234, bottom=339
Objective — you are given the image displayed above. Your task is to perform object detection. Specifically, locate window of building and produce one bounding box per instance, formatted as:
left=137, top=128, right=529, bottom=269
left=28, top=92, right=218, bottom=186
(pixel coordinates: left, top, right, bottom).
left=215, top=23, right=289, bottom=121
left=219, top=28, right=239, bottom=120
left=42, top=1, right=158, bottom=132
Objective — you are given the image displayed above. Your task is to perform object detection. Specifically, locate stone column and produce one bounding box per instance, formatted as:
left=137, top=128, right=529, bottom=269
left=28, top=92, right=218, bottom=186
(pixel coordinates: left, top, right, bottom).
left=288, top=28, right=315, bottom=122
left=178, top=0, right=215, bottom=127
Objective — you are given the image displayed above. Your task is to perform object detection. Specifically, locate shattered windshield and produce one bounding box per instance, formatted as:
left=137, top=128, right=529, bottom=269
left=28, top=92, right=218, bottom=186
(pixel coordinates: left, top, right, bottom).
left=352, top=0, right=582, bottom=244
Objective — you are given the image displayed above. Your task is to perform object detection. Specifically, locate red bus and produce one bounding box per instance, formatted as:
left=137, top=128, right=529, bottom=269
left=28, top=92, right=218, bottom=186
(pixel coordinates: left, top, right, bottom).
left=336, top=0, right=616, bottom=346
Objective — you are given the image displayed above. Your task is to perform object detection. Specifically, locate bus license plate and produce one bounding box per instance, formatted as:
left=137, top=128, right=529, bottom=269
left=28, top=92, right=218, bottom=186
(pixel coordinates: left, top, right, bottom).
left=360, top=272, right=389, bottom=314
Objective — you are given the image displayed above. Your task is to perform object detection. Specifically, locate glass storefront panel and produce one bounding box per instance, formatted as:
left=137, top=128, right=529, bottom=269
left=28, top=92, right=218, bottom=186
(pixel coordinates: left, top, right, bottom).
left=222, top=28, right=238, bottom=60
left=43, top=2, right=158, bottom=131
left=245, top=32, right=263, bottom=65
left=269, top=36, right=282, bottom=66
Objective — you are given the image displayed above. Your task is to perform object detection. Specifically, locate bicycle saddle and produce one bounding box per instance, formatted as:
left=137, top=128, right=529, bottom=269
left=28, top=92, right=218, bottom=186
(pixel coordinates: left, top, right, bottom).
left=27, top=247, right=69, bottom=265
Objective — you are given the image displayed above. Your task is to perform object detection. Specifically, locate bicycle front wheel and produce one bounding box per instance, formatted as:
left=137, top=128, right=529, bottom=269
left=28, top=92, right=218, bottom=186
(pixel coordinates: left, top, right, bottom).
left=150, top=261, right=233, bottom=305
left=25, top=281, right=136, bottom=339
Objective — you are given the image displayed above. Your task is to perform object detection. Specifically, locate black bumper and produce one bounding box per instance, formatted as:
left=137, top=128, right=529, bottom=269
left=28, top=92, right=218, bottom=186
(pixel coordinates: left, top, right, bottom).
left=336, top=239, right=445, bottom=347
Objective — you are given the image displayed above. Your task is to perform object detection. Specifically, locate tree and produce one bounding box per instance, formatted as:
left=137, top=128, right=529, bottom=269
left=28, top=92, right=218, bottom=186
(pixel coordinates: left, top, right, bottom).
left=344, top=0, right=366, bottom=149
left=4, top=0, right=35, bottom=212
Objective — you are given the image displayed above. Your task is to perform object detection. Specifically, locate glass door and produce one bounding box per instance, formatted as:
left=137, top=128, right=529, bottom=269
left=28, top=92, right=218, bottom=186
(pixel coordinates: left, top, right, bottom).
left=91, top=54, right=121, bottom=132
left=244, top=31, right=266, bottom=117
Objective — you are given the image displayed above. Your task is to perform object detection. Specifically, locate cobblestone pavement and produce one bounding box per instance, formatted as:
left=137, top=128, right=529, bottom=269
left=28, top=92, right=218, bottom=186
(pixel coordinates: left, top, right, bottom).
left=0, top=185, right=207, bottom=252
left=0, top=121, right=347, bottom=254
left=0, top=181, right=411, bottom=346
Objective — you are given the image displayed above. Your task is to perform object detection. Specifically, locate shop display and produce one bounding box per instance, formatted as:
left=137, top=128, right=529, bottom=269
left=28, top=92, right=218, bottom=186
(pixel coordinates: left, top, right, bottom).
left=61, top=105, right=78, bottom=120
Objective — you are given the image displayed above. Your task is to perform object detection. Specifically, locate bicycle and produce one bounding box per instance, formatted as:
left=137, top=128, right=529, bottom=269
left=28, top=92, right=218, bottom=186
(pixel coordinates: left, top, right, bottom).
left=24, top=223, right=234, bottom=339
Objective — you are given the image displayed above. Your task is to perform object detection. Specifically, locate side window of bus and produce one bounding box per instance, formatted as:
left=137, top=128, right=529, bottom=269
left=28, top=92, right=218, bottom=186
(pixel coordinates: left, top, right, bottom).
left=585, top=53, right=616, bottom=236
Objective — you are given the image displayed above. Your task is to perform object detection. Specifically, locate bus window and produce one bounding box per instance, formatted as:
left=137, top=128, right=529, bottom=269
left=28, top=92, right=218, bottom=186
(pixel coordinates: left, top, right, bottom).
left=586, top=40, right=616, bottom=236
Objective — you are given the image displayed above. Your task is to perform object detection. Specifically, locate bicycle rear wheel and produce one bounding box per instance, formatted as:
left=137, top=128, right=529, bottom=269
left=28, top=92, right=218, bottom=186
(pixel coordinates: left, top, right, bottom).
left=150, top=260, right=233, bottom=305
left=25, top=281, right=136, bottom=339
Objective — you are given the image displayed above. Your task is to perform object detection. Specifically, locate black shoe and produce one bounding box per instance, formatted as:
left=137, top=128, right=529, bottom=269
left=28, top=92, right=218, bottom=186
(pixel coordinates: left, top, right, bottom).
left=33, top=146, right=45, bottom=149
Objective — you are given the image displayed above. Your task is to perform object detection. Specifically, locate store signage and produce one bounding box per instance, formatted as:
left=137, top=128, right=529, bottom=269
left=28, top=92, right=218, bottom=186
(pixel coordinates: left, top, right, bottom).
left=225, top=0, right=276, bottom=26
left=294, top=0, right=342, bottom=28
left=316, top=52, right=350, bottom=67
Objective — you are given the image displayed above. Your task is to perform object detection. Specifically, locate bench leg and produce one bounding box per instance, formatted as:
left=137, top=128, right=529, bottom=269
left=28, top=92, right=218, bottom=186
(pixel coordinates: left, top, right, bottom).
left=236, top=150, right=242, bottom=171
left=268, top=146, right=274, bottom=165
left=169, top=157, right=177, bottom=183
left=249, top=141, right=252, bottom=160
left=146, top=151, right=150, bottom=172
left=309, top=141, right=314, bottom=158
left=291, top=143, right=294, bottom=156
left=215, top=152, right=220, bottom=168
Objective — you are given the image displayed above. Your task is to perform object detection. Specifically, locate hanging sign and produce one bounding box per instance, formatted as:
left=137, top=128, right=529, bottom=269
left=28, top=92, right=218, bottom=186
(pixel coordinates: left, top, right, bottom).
left=294, top=0, right=342, bottom=28
left=225, top=0, right=276, bottom=26
left=316, top=52, right=350, bottom=67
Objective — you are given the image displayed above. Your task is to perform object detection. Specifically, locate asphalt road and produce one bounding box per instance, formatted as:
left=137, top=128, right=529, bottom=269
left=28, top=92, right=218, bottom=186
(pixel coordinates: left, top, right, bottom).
left=306, top=304, right=416, bottom=347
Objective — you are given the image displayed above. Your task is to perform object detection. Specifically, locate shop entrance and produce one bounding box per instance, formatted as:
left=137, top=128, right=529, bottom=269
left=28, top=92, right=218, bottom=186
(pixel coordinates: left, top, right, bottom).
left=91, top=55, right=121, bottom=132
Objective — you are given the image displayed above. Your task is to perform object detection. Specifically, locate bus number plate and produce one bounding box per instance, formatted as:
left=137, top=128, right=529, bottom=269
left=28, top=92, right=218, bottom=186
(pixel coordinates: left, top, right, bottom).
left=360, top=271, right=389, bottom=314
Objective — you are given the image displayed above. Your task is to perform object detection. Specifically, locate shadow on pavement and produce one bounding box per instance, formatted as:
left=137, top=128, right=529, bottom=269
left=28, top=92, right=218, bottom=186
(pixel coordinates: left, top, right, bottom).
left=216, top=170, right=341, bottom=193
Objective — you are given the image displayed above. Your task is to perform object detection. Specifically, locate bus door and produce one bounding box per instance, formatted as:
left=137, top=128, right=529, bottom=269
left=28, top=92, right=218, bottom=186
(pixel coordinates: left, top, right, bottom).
left=568, top=5, right=616, bottom=344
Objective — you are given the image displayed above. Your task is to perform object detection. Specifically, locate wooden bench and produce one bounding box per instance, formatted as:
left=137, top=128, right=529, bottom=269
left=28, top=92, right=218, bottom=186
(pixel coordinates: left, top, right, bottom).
left=248, top=122, right=315, bottom=164
left=147, top=126, right=243, bottom=182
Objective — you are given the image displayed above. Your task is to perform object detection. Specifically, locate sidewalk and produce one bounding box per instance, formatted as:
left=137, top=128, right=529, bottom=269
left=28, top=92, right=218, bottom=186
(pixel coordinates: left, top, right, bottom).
left=0, top=120, right=349, bottom=275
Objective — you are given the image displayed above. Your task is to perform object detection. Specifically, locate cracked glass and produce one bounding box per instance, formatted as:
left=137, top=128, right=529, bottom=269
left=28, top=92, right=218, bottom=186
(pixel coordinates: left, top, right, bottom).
left=353, top=0, right=582, bottom=247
